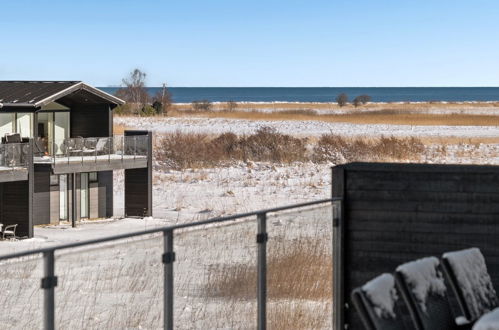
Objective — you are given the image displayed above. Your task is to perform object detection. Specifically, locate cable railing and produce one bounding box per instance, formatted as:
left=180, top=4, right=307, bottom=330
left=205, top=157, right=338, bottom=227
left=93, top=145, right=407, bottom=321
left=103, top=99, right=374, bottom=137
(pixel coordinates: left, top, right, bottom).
left=0, top=198, right=339, bottom=330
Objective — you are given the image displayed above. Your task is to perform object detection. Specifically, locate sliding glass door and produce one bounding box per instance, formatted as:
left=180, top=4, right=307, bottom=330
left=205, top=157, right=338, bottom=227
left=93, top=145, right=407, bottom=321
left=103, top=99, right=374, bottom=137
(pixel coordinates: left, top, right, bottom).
left=36, top=111, right=69, bottom=155
left=80, top=173, right=89, bottom=218
left=59, top=175, right=68, bottom=220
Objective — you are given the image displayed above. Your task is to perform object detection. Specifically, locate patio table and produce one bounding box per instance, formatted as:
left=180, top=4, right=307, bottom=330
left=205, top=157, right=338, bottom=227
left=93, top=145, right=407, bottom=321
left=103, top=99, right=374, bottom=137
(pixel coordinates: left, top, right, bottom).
left=473, top=307, right=499, bottom=330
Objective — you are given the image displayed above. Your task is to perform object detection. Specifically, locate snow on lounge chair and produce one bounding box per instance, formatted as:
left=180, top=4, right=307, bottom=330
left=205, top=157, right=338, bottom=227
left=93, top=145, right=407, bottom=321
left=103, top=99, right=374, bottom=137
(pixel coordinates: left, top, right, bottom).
left=351, top=273, right=407, bottom=330
left=395, top=256, right=463, bottom=330
left=442, top=248, right=498, bottom=323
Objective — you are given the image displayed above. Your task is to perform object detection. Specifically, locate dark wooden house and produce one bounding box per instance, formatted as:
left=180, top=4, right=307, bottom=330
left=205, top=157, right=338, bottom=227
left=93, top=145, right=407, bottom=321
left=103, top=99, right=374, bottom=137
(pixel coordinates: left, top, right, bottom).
left=332, top=162, right=499, bottom=329
left=0, top=81, right=152, bottom=237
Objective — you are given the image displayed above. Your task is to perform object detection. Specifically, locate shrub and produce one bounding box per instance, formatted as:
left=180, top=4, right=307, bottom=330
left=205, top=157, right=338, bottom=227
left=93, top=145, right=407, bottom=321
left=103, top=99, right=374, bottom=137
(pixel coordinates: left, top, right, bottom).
left=157, top=127, right=307, bottom=169
left=140, top=105, right=156, bottom=116
left=313, top=134, right=425, bottom=164
left=238, top=127, right=307, bottom=163
left=192, top=100, right=213, bottom=111
left=357, top=94, right=371, bottom=104
left=336, top=93, right=348, bottom=107
left=225, top=101, right=238, bottom=112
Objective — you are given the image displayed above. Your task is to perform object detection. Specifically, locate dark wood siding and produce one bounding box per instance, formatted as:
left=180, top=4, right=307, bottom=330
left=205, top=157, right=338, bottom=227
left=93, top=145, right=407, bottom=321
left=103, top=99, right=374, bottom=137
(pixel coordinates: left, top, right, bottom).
left=125, top=168, right=150, bottom=217
left=70, top=104, right=111, bottom=138
left=333, top=163, right=499, bottom=330
left=33, top=165, right=51, bottom=225
left=0, top=181, right=30, bottom=237
left=124, top=131, right=152, bottom=217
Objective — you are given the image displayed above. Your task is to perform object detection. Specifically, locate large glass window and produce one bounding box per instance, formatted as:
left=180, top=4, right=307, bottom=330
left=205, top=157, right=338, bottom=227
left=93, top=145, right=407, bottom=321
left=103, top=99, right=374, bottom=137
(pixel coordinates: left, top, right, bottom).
left=80, top=173, right=89, bottom=218
left=0, top=113, right=15, bottom=138
left=16, top=113, right=33, bottom=138
left=36, top=111, right=70, bottom=155
left=60, top=175, right=68, bottom=220
left=54, top=112, right=69, bottom=155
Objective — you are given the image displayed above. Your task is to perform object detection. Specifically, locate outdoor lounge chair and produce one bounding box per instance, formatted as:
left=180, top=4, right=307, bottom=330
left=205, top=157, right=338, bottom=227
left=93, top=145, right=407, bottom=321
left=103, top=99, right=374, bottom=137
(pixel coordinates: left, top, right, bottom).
left=94, top=137, right=110, bottom=155
left=4, top=133, right=21, bottom=144
left=351, top=273, right=407, bottom=330
left=2, top=224, right=17, bottom=239
left=442, top=248, right=499, bottom=323
left=395, top=256, right=465, bottom=330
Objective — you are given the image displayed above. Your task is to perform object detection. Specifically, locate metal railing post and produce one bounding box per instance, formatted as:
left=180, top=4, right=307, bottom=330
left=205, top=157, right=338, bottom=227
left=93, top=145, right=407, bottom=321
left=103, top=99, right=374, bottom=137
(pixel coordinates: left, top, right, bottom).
left=163, top=229, right=175, bottom=330
left=257, top=212, right=267, bottom=330
left=42, top=250, right=57, bottom=330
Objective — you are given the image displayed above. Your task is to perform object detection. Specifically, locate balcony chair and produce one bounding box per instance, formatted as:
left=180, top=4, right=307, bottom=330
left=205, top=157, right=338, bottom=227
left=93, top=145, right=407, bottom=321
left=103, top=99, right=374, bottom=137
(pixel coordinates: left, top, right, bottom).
left=2, top=224, right=17, bottom=240
left=395, top=256, right=469, bottom=330
left=442, top=248, right=498, bottom=323
left=4, top=133, right=21, bottom=144
left=351, top=273, right=407, bottom=330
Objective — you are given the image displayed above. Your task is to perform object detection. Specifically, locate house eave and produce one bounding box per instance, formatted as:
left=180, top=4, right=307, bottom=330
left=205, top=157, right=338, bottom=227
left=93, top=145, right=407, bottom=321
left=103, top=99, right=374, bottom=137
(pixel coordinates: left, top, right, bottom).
left=33, top=82, right=125, bottom=108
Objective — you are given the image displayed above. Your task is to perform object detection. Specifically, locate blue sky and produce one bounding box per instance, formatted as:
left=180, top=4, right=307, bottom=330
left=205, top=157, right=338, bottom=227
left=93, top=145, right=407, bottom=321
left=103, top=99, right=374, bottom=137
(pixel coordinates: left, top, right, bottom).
left=1, top=0, right=498, bottom=87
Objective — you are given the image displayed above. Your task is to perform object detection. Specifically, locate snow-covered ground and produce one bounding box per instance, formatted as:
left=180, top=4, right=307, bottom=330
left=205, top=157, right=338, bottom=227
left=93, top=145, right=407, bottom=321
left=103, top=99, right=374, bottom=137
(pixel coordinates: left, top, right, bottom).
left=2, top=112, right=499, bottom=328
left=116, top=116, right=499, bottom=138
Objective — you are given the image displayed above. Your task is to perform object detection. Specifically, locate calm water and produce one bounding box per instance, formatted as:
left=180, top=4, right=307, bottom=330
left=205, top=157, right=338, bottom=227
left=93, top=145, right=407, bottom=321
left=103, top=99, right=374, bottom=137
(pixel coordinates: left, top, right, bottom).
left=99, top=87, right=499, bottom=103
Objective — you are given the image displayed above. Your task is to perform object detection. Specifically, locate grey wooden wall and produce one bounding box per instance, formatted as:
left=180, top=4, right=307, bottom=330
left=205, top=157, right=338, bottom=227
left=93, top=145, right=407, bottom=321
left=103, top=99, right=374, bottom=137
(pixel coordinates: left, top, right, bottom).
left=33, top=164, right=51, bottom=225
left=332, top=162, right=499, bottom=330
left=70, top=104, right=111, bottom=138
left=124, top=131, right=152, bottom=217
left=0, top=181, right=30, bottom=237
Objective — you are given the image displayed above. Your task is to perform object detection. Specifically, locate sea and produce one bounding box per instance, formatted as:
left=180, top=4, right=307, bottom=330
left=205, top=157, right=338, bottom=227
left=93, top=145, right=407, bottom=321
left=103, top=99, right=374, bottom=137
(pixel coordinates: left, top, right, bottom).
left=99, top=87, right=499, bottom=103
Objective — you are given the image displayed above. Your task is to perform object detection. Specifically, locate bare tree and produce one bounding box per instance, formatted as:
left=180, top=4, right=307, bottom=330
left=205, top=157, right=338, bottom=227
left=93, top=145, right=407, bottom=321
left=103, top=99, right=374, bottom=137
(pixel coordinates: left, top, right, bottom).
left=115, top=69, right=150, bottom=113
left=353, top=96, right=361, bottom=107
left=357, top=94, right=371, bottom=104
left=336, top=93, right=348, bottom=107
left=152, top=83, right=172, bottom=115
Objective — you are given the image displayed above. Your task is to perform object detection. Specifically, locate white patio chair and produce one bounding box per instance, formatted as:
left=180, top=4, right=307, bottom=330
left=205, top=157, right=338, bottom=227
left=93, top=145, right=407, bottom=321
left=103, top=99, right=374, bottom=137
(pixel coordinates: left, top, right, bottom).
left=3, top=224, right=17, bottom=239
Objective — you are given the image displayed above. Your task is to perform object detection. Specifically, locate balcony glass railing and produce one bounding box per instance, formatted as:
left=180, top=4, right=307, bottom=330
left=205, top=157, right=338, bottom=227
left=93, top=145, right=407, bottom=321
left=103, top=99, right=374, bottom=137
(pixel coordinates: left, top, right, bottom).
left=34, top=135, right=149, bottom=166
left=0, top=143, right=30, bottom=168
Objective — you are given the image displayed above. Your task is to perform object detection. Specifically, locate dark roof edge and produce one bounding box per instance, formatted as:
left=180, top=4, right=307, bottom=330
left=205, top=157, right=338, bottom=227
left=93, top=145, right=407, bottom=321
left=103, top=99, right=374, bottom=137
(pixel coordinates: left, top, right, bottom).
left=33, top=82, right=125, bottom=107
left=0, top=82, right=125, bottom=108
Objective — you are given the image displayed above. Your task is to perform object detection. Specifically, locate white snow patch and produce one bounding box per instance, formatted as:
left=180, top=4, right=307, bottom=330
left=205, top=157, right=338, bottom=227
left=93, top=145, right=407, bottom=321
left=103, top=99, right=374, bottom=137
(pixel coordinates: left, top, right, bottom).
left=444, top=248, right=498, bottom=320
left=362, top=273, right=398, bottom=319
left=396, top=257, right=447, bottom=313
left=472, top=307, right=499, bottom=330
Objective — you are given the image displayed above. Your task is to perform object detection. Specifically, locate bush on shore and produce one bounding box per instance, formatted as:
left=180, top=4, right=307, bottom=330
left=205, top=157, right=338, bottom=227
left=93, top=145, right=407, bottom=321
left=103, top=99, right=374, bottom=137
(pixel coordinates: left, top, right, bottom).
left=157, top=128, right=426, bottom=169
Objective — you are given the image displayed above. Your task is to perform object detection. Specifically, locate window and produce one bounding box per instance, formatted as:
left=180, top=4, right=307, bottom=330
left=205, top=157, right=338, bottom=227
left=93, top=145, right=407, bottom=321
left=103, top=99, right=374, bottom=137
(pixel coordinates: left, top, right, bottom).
left=16, top=113, right=33, bottom=138
left=80, top=173, right=89, bottom=218
left=50, top=175, right=59, bottom=186
left=0, top=113, right=15, bottom=138
left=59, top=175, right=68, bottom=220
left=89, top=172, right=98, bottom=182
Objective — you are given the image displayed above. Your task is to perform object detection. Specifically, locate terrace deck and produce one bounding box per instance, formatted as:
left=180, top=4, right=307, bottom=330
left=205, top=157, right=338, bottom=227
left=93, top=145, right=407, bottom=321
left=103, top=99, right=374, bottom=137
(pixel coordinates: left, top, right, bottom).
left=34, top=154, right=147, bottom=174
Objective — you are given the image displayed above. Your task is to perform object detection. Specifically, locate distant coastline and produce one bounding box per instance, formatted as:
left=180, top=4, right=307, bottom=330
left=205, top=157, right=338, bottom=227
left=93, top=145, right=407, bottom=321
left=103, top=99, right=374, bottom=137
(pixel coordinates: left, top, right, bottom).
left=99, top=87, right=499, bottom=103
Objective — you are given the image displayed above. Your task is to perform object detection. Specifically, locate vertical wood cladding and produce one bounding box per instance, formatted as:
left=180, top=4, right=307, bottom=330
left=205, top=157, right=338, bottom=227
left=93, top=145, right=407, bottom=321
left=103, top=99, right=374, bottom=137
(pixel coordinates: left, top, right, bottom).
left=125, top=168, right=150, bottom=217
left=33, top=165, right=51, bottom=225
left=124, top=130, right=152, bottom=217
left=70, top=104, right=111, bottom=138
left=0, top=181, right=30, bottom=237
left=333, top=163, right=499, bottom=330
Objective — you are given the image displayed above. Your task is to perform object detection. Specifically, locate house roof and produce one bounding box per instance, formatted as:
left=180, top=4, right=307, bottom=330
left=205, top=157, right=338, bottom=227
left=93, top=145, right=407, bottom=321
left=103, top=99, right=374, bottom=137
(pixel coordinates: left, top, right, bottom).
left=0, top=81, right=125, bottom=109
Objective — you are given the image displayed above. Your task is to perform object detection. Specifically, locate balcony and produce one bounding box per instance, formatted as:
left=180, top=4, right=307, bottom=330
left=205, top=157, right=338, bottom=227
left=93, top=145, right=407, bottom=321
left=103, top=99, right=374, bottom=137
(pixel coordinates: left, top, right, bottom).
left=34, top=134, right=149, bottom=174
left=0, top=142, right=30, bottom=182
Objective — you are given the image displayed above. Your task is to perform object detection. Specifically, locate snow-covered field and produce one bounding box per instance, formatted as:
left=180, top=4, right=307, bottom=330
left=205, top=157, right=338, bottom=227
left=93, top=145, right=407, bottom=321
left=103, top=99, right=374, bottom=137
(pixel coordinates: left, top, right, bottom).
left=2, top=110, right=499, bottom=328
left=116, top=116, right=499, bottom=138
